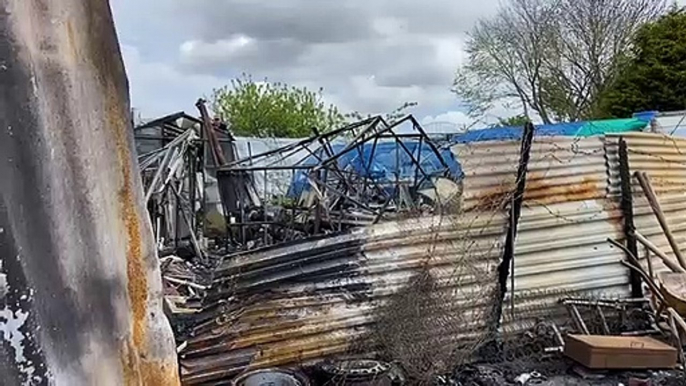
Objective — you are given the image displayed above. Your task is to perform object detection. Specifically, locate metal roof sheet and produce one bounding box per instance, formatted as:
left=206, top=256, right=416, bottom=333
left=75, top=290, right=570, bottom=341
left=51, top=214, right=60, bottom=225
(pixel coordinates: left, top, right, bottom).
left=180, top=212, right=507, bottom=384
left=502, top=136, right=630, bottom=332
left=606, top=132, right=686, bottom=277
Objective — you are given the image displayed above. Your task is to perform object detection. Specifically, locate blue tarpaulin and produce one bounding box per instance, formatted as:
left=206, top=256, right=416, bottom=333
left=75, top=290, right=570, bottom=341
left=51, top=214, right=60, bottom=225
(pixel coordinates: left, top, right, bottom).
left=287, top=113, right=657, bottom=195
left=451, top=113, right=656, bottom=144
left=287, top=140, right=461, bottom=198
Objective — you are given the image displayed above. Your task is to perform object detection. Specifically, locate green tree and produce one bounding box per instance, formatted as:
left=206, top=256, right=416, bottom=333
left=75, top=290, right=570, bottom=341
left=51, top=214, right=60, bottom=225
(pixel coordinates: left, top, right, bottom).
left=211, top=75, right=345, bottom=137
left=599, top=8, right=686, bottom=118
left=494, top=114, right=531, bottom=127
left=454, top=0, right=665, bottom=124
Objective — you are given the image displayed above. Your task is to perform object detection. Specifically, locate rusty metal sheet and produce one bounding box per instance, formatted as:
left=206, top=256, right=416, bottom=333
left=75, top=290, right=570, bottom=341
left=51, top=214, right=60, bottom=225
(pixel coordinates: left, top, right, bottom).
left=607, top=132, right=686, bottom=277
left=523, top=136, right=609, bottom=204
left=189, top=133, right=686, bottom=383
left=451, top=140, right=521, bottom=211
left=179, top=212, right=507, bottom=384
left=451, top=136, right=610, bottom=209
left=452, top=135, right=630, bottom=333
left=0, top=1, right=178, bottom=385
left=176, top=137, right=515, bottom=384
left=500, top=136, right=629, bottom=332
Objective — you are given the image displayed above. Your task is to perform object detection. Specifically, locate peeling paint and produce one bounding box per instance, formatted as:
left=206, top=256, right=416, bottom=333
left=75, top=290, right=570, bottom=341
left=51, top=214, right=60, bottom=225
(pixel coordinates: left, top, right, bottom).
left=0, top=255, right=37, bottom=383
left=0, top=306, right=33, bottom=375
left=0, top=0, right=179, bottom=384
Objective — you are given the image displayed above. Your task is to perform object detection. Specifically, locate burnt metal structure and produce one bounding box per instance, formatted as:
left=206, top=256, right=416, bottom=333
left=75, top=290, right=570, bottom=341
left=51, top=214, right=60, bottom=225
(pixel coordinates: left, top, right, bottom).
left=215, top=115, right=460, bottom=250
left=133, top=106, right=237, bottom=257
left=487, top=122, right=536, bottom=339
left=0, top=1, right=179, bottom=385
left=618, top=137, right=644, bottom=298
left=137, top=127, right=205, bottom=258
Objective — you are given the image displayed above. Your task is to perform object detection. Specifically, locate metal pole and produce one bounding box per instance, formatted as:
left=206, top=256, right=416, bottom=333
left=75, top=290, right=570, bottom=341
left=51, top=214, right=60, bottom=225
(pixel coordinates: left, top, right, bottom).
left=618, top=138, right=644, bottom=297
left=490, top=122, right=535, bottom=335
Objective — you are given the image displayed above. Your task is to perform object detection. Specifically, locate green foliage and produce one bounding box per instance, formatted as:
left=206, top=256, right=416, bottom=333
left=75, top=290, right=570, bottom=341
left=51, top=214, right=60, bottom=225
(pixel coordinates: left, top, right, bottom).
left=211, top=74, right=345, bottom=137
left=494, top=115, right=530, bottom=127
left=454, top=0, right=665, bottom=123
left=599, top=9, right=686, bottom=118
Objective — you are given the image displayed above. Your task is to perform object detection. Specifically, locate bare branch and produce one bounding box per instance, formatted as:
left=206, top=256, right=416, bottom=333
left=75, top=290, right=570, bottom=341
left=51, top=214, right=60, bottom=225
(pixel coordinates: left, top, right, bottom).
left=454, top=0, right=666, bottom=122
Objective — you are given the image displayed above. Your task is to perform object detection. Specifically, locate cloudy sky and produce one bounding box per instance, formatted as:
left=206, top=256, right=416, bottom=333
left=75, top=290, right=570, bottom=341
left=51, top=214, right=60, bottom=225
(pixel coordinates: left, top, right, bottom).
left=109, top=1, right=683, bottom=130
left=110, top=0, right=509, bottom=130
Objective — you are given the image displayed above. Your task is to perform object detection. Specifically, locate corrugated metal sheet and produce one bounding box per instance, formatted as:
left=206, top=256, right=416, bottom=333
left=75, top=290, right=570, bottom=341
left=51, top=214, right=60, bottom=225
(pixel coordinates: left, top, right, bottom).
left=453, top=132, right=686, bottom=332
left=606, top=132, right=686, bottom=277
left=180, top=212, right=507, bottom=384
left=453, top=136, right=631, bottom=331
left=184, top=132, right=686, bottom=383
left=505, top=136, right=629, bottom=331
left=451, top=140, right=521, bottom=211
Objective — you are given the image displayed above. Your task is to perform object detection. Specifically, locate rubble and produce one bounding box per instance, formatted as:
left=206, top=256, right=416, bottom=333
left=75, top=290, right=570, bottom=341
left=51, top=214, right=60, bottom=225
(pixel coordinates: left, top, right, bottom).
left=216, top=115, right=461, bottom=251
left=130, top=111, right=686, bottom=384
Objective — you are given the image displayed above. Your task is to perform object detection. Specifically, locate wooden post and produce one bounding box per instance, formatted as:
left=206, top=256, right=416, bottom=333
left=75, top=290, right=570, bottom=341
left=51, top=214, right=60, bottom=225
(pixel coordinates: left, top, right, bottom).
left=635, top=231, right=686, bottom=273
left=636, top=171, right=686, bottom=270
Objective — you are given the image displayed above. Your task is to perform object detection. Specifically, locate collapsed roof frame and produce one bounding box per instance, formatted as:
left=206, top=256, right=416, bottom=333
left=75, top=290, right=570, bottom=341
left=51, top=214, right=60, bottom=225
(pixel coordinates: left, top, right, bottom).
left=216, top=115, right=457, bottom=250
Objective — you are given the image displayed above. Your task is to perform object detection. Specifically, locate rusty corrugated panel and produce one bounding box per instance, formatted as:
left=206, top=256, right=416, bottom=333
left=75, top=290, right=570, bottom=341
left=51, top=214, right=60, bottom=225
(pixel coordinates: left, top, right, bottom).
left=497, top=136, right=629, bottom=332
left=453, top=136, right=612, bottom=206
left=449, top=138, right=527, bottom=332
left=0, top=1, right=179, bottom=385
left=179, top=212, right=507, bottom=384
left=187, top=133, right=686, bottom=383
left=451, top=137, right=622, bottom=332
left=451, top=140, right=521, bottom=211
left=606, top=133, right=686, bottom=276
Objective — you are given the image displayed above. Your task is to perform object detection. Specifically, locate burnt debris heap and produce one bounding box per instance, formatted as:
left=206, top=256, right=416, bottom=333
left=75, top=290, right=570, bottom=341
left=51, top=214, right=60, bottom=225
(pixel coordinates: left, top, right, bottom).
left=134, top=110, right=463, bottom=255
left=132, top=107, right=686, bottom=385
left=216, top=115, right=462, bottom=250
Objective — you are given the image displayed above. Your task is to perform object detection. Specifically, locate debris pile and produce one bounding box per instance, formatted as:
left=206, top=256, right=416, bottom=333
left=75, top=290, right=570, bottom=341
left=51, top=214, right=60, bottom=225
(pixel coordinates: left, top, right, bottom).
left=160, top=255, right=212, bottom=345
left=176, top=212, right=503, bottom=384
left=130, top=111, right=686, bottom=385
left=216, top=115, right=462, bottom=251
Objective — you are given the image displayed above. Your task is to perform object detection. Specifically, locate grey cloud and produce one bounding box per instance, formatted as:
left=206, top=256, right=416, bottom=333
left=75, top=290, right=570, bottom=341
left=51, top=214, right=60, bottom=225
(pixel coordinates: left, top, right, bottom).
left=112, top=0, right=501, bottom=118
left=295, top=39, right=454, bottom=89
left=180, top=38, right=307, bottom=74
left=120, top=45, right=230, bottom=118
left=374, top=66, right=448, bottom=88
left=171, top=0, right=374, bottom=44
left=380, top=1, right=501, bottom=35
left=169, top=0, right=500, bottom=46
left=181, top=34, right=454, bottom=85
